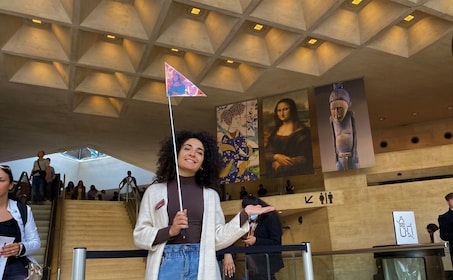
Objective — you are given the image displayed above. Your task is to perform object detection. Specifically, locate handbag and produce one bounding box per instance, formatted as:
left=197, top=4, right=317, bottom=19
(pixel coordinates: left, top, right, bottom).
left=26, top=261, right=43, bottom=280
left=33, top=170, right=46, bottom=178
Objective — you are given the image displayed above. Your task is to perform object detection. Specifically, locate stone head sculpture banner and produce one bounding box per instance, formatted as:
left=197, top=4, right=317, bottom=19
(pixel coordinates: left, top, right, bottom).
left=315, top=78, right=375, bottom=172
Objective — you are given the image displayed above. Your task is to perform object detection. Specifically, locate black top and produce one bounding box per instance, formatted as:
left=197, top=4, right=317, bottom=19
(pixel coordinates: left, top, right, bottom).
left=248, top=211, right=284, bottom=274
left=439, top=208, right=453, bottom=242
left=167, top=176, right=204, bottom=244
left=0, top=218, right=23, bottom=264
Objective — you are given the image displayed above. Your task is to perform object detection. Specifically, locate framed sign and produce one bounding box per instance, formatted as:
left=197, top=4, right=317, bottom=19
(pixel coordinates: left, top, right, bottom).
left=392, top=211, right=419, bottom=245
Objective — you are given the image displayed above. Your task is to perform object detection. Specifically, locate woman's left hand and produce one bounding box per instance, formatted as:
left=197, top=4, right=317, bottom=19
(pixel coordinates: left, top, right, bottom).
left=1, top=242, right=20, bottom=257
left=223, top=253, right=235, bottom=277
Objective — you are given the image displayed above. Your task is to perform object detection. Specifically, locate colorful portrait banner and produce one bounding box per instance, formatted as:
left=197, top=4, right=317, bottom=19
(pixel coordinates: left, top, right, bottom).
left=314, top=78, right=375, bottom=172
left=261, top=89, right=314, bottom=178
left=217, top=100, right=260, bottom=184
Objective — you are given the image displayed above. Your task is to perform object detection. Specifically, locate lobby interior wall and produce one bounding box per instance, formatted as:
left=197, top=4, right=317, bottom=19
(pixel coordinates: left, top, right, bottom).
left=220, top=143, right=452, bottom=279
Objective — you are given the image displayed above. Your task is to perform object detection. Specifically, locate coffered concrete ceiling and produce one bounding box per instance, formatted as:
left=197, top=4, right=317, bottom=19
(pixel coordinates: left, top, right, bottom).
left=0, top=0, right=452, bottom=171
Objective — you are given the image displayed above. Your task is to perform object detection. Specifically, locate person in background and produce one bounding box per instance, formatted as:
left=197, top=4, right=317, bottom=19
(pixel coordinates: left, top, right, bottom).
left=119, top=171, right=138, bottom=192
left=97, top=190, right=106, bottom=200
left=240, top=186, right=248, bottom=199
left=427, top=222, right=453, bottom=277
left=285, top=179, right=294, bottom=194
left=71, top=180, right=86, bottom=200
left=30, top=150, right=50, bottom=204
left=241, top=194, right=284, bottom=280
left=110, top=191, right=119, bottom=201
left=257, top=184, right=267, bottom=197
left=133, top=130, right=275, bottom=280
left=439, top=192, right=453, bottom=268
left=119, top=171, right=138, bottom=201
left=45, top=158, right=56, bottom=201
left=0, top=165, right=41, bottom=280
left=426, top=223, right=441, bottom=243
left=65, top=181, right=75, bottom=200
left=87, top=185, right=98, bottom=200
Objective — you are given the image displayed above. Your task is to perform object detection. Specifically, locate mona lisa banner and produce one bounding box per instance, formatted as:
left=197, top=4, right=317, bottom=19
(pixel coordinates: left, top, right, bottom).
left=261, top=89, right=314, bottom=178
left=217, top=99, right=259, bottom=184
left=315, top=78, right=375, bottom=172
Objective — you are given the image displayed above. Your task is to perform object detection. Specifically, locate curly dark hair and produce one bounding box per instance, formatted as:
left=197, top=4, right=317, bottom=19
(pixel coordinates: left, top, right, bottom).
left=155, top=130, right=221, bottom=188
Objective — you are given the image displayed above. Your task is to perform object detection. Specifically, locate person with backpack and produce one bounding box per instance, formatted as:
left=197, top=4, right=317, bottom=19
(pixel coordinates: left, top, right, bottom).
left=0, top=165, right=41, bottom=280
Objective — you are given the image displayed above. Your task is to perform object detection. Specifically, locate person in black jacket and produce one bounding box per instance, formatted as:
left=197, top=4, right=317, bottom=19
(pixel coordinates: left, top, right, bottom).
left=439, top=192, right=453, bottom=267
left=242, top=194, right=284, bottom=280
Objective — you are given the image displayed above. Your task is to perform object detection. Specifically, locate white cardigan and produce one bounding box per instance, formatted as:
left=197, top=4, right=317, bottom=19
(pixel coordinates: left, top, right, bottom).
left=134, top=182, right=249, bottom=280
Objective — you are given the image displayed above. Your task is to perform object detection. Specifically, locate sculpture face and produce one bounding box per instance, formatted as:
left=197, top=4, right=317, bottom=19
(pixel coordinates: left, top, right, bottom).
left=330, top=100, right=349, bottom=123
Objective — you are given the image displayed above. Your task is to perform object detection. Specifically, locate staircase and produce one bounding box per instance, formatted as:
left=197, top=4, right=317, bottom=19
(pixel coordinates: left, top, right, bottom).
left=57, top=200, right=146, bottom=280
left=30, top=202, right=52, bottom=266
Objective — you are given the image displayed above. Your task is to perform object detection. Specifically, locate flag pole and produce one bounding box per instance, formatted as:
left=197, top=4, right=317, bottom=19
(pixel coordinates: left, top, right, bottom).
left=164, top=62, right=206, bottom=239
left=167, top=96, right=184, bottom=212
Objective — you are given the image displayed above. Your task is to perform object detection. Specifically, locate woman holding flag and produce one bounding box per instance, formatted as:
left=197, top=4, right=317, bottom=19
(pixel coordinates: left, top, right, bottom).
left=134, top=130, right=275, bottom=280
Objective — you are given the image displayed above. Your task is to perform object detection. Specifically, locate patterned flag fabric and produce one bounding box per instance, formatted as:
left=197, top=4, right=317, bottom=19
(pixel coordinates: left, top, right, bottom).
left=165, top=62, right=206, bottom=97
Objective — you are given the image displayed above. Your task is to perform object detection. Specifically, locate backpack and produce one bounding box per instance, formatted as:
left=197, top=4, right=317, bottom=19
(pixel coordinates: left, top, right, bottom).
left=17, top=201, right=28, bottom=226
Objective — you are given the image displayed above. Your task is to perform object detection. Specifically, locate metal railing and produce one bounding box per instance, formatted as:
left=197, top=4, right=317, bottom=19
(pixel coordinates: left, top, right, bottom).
left=124, top=187, right=141, bottom=227
left=71, top=243, right=314, bottom=280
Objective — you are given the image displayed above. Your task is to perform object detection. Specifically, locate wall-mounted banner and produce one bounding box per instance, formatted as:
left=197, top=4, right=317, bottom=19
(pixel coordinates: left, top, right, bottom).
left=217, top=99, right=259, bottom=184
left=262, top=89, right=314, bottom=178
left=315, top=78, right=375, bottom=172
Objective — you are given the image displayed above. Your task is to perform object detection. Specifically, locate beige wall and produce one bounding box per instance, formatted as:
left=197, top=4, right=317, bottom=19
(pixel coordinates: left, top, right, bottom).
left=221, top=116, right=453, bottom=278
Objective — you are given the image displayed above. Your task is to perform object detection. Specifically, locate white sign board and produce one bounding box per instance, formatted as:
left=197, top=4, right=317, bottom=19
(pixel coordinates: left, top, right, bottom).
left=392, top=211, right=419, bottom=245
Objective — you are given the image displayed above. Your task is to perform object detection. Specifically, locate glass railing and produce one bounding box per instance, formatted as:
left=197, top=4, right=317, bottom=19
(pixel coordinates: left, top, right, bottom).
left=71, top=244, right=314, bottom=280
left=70, top=243, right=449, bottom=280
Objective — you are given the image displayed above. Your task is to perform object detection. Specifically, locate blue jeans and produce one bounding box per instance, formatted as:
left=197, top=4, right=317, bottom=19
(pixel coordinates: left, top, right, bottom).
left=158, top=244, right=200, bottom=280
left=32, top=176, right=46, bottom=202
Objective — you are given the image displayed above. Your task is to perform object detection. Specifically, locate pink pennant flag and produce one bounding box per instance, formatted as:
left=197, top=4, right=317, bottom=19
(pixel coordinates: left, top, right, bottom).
left=165, top=62, right=206, bottom=97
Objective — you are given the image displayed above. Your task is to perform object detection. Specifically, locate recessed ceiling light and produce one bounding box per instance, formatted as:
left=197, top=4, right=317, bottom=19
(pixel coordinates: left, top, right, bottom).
left=190, top=7, right=201, bottom=15
left=226, top=59, right=234, bottom=64
left=344, top=0, right=369, bottom=11
left=106, top=34, right=116, bottom=40
left=412, top=112, right=418, bottom=116
left=303, top=37, right=323, bottom=49
left=379, top=116, right=386, bottom=121
left=253, top=24, right=264, bottom=31
left=404, top=14, right=415, bottom=22
left=31, top=19, right=42, bottom=24
left=171, top=48, right=179, bottom=52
